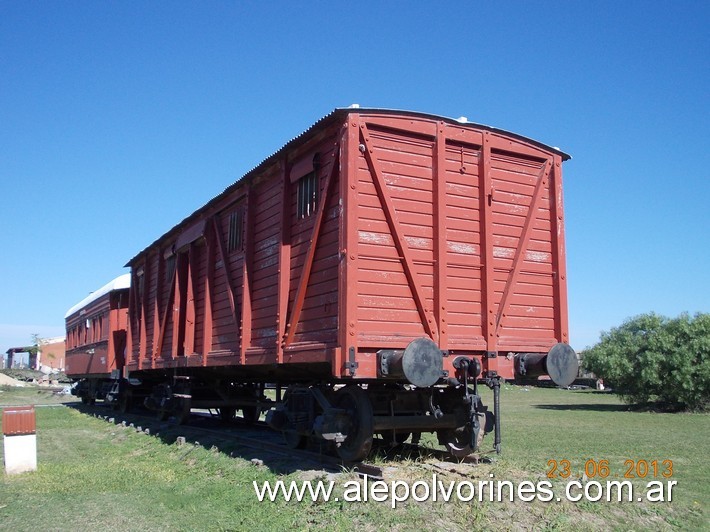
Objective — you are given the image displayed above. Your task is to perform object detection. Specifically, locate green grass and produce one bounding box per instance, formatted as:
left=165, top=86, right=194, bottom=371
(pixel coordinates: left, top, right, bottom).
left=0, top=405, right=342, bottom=531
left=0, top=385, right=74, bottom=407
left=0, top=384, right=707, bottom=531
left=476, top=384, right=708, bottom=530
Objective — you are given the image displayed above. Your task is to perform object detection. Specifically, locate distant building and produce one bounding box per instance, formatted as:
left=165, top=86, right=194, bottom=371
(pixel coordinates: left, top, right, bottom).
left=4, top=347, right=33, bottom=369
left=38, top=337, right=65, bottom=372
left=4, top=337, right=66, bottom=371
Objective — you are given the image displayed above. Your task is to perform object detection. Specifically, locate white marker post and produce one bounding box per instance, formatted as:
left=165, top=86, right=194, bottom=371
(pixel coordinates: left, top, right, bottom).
left=2, top=405, right=37, bottom=475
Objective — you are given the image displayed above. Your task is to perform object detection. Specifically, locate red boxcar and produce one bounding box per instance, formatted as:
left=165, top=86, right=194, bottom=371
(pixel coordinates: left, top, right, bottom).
left=123, top=108, right=577, bottom=459
left=65, top=274, right=130, bottom=403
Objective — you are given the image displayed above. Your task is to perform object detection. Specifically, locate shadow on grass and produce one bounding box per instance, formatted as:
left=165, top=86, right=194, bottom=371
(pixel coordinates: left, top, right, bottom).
left=534, top=403, right=630, bottom=412
left=66, top=401, right=469, bottom=475
left=66, top=401, right=347, bottom=475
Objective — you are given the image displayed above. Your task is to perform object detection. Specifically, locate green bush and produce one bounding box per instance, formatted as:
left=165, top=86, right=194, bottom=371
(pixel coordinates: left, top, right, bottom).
left=583, top=312, right=710, bottom=411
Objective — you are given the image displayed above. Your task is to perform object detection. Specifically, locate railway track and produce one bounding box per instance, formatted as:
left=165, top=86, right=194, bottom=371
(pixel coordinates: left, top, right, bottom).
left=70, top=401, right=386, bottom=479
left=69, top=401, right=487, bottom=481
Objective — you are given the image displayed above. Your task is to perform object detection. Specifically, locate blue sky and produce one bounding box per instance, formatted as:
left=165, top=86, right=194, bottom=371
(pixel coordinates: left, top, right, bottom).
left=1, top=1, right=708, bottom=357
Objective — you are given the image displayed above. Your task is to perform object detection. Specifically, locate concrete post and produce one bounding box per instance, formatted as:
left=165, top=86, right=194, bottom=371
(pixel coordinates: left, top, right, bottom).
left=2, top=406, right=37, bottom=475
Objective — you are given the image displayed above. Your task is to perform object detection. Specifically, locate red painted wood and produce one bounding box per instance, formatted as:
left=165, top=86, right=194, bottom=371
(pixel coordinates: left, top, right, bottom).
left=359, top=122, right=436, bottom=340
left=284, top=147, right=339, bottom=348
left=184, top=247, right=197, bottom=355
left=65, top=281, right=129, bottom=378
left=433, top=123, right=448, bottom=348
left=171, top=253, right=186, bottom=359
left=139, top=264, right=148, bottom=368
left=154, top=264, right=175, bottom=361
left=2, top=406, right=35, bottom=436
left=151, top=253, right=164, bottom=365
left=211, top=215, right=241, bottom=354
left=123, top=110, right=571, bottom=383
left=550, top=155, right=570, bottom=344
left=202, top=229, right=214, bottom=365
left=480, top=132, right=497, bottom=367
left=338, top=117, right=359, bottom=375
left=494, top=161, right=551, bottom=334
left=239, top=187, right=253, bottom=364
left=276, top=161, right=291, bottom=364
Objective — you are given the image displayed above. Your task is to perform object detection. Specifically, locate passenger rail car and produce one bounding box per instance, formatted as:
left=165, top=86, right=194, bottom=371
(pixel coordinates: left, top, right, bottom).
left=65, top=274, right=130, bottom=404
left=75, top=109, right=578, bottom=460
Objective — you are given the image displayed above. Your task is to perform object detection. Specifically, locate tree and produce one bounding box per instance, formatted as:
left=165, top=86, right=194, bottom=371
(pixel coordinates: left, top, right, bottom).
left=583, top=312, right=710, bottom=411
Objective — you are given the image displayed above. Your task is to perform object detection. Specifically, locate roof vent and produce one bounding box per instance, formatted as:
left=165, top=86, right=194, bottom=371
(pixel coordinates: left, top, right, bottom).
left=348, top=103, right=360, bottom=109
left=456, top=116, right=468, bottom=123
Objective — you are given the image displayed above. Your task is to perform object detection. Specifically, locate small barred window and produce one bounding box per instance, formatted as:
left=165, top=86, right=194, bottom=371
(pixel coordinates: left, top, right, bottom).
left=228, top=209, right=244, bottom=252
left=297, top=171, right=319, bottom=219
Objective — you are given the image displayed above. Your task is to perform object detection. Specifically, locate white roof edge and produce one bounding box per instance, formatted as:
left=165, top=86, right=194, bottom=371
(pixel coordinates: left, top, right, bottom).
left=39, top=336, right=66, bottom=345
left=64, top=274, right=131, bottom=319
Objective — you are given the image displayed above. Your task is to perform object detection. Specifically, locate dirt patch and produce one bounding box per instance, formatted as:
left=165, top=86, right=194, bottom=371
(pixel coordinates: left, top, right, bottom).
left=0, top=373, right=26, bottom=387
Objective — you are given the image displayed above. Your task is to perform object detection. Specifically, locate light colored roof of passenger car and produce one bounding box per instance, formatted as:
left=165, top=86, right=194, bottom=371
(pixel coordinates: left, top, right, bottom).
left=64, top=273, right=131, bottom=319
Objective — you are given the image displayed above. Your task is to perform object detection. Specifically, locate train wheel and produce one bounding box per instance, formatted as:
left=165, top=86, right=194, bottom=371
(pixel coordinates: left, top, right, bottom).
left=335, top=385, right=373, bottom=462
left=283, top=430, right=307, bottom=449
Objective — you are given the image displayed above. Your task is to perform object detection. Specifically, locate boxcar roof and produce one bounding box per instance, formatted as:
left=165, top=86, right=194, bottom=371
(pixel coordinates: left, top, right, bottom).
left=126, top=107, right=571, bottom=266
left=65, top=273, right=131, bottom=319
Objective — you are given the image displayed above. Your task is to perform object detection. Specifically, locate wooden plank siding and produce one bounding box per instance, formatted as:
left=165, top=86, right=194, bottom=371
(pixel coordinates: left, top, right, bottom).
left=346, top=113, right=568, bottom=381
left=124, top=109, right=570, bottom=382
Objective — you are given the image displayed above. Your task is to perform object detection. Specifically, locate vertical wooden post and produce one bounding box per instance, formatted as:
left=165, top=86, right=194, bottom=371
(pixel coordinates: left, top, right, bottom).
left=338, top=116, right=360, bottom=377
left=550, top=154, right=570, bottom=344
left=124, top=289, right=133, bottom=376
left=126, top=269, right=139, bottom=373
left=184, top=245, right=197, bottom=355
left=434, top=122, right=448, bottom=349
left=152, top=253, right=164, bottom=366
left=276, top=160, right=291, bottom=365
left=240, top=189, right=253, bottom=365
left=172, top=253, right=188, bottom=359
left=202, top=225, right=214, bottom=365
left=479, top=132, right=498, bottom=372
left=138, top=262, right=148, bottom=369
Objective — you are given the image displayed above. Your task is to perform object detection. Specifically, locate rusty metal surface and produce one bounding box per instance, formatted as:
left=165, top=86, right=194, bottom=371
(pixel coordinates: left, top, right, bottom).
left=2, top=406, right=36, bottom=436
